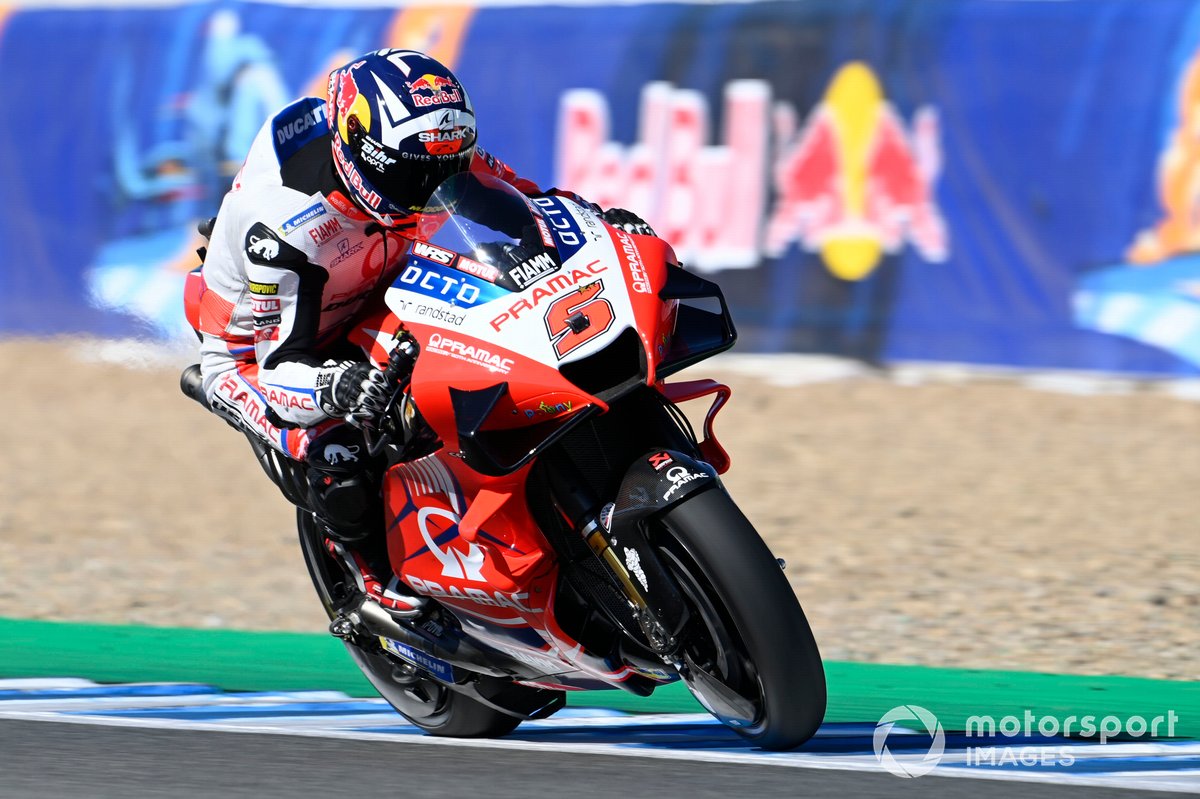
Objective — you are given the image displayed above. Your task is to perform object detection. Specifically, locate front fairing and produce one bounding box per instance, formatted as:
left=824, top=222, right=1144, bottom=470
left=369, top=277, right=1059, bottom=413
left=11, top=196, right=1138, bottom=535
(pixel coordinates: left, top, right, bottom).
left=370, top=174, right=671, bottom=472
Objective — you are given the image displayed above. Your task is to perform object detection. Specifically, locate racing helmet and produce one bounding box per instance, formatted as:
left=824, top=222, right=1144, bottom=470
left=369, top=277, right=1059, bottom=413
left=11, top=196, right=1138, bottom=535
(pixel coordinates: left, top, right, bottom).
left=326, top=49, right=477, bottom=226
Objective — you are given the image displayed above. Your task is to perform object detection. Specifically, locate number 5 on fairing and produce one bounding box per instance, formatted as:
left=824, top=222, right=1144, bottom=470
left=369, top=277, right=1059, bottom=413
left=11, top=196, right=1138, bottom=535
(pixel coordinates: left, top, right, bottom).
left=544, top=280, right=615, bottom=359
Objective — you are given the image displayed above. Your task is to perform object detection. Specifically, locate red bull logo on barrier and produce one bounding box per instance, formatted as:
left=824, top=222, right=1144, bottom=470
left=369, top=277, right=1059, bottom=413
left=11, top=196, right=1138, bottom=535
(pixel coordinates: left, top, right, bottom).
left=557, top=62, right=947, bottom=280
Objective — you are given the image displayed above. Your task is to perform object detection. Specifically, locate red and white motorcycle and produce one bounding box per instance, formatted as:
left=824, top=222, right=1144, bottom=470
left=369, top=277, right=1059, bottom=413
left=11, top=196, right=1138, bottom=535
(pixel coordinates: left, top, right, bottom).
left=186, top=172, right=826, bottom=749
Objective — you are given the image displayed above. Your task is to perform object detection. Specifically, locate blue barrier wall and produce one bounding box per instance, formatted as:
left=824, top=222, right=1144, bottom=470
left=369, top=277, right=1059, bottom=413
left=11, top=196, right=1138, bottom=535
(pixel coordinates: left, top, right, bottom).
left=2, top=1, right=1199, bottom=376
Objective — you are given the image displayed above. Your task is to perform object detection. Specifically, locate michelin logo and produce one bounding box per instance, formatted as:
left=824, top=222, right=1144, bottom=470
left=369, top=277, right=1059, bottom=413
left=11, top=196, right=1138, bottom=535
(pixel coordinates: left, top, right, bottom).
left=279, top=202, right=327, bottom=235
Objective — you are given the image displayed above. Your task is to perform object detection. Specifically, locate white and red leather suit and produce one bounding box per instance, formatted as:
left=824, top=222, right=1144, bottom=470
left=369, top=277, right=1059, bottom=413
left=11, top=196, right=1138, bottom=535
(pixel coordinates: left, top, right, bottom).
left=194, top=97, right=541, bottom=461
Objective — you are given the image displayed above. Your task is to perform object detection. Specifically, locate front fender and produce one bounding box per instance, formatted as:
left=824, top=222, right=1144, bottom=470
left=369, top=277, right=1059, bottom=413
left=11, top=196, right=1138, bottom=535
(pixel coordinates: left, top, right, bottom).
left=611, top=450, right=720, bottom=522
left=603, top=450, right=720, bottom=642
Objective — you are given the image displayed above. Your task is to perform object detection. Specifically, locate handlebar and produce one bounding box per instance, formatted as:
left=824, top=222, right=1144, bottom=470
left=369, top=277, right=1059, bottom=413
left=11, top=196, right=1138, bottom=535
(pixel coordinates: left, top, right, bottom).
left=363, top=334, right=420, bottom=457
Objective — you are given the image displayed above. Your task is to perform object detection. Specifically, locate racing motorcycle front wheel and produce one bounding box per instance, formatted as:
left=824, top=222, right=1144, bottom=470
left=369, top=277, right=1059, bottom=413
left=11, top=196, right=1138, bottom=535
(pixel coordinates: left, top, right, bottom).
left=296, top=509, right=521, bottom=738
left=651, top=487, right=827, bottom=750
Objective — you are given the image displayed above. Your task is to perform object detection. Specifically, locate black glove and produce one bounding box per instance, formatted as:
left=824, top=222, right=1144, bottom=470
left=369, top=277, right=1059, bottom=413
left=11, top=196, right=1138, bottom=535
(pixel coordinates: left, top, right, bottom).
left=601, top=207, right=656, bottom=237
left=316, top=360, right=391, bottom=428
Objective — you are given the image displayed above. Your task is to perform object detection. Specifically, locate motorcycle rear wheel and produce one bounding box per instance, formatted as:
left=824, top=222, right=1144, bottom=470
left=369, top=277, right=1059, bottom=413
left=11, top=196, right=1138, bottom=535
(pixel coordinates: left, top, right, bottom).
left=297, top=509, right=522, bottom=738
left=653, top=488, right=827, bottom=750
left=345, top=645, right=521, bottom=737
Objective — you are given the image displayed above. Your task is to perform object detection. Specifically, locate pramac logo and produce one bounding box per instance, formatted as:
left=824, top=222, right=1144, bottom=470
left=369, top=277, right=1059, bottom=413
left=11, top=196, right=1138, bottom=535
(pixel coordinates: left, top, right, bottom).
left=557, top=62, right=948, bottom=280
left=417, top=506, right=485, bottom=582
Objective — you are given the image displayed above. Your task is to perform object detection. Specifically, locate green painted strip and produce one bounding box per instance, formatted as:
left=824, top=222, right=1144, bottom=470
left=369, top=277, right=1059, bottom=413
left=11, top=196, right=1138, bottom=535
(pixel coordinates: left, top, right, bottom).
left=0, top=617, right=374, bottom=696
left=820, top=662, right=1199, bottom=739
left=3, top=618, right=1196, bottom=738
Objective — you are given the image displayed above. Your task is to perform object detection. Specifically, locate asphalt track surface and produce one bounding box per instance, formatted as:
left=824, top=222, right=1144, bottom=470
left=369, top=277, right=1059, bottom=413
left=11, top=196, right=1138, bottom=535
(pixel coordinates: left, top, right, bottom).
left=0, top=719, right=1169, bottom=799
left=3, top=677, right=1197, bottom=797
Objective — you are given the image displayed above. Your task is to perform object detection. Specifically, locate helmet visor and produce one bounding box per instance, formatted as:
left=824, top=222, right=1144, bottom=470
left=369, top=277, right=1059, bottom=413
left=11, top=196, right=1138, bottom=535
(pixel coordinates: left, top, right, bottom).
left=352, top=127, right=474, bottom=216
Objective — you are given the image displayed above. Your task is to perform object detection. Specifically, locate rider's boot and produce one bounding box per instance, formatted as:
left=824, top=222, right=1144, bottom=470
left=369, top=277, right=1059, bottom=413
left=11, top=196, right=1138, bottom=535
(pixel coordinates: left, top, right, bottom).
left=306, top=429, right=425, bottom=617
left=306, top=427, right=381, bottom=544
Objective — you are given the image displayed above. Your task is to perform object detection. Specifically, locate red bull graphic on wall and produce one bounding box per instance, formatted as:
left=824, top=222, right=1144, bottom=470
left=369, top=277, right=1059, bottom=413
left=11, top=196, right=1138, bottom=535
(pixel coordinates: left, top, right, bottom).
left=766, top=63, right=946, bottom=281
left=557, top=80, right=769, bottom=271
left=5, top=1, right=1200, bottom=375
left=557, top=62, right=947, bottom=280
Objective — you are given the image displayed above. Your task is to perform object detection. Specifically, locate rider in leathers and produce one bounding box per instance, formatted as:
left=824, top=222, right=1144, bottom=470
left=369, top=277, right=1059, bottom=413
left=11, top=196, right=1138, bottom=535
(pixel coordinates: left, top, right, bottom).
left=194, top=50, right=652, bottom=569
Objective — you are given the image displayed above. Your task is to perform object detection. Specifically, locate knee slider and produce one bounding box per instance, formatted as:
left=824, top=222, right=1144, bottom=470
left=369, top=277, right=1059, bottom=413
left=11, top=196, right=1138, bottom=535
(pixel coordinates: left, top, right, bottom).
left=306, top=469, right=380, bottom=542
left=306, top=428, right=384, bottom=542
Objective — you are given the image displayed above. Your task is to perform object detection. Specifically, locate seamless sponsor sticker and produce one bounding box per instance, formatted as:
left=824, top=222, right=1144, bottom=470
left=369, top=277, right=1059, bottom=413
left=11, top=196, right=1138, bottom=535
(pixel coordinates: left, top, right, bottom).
left=530, top=196, right=586, bottom=262
left=279, top=201, right=327, bottom=235
left=395, top=258, right=508, bottom=308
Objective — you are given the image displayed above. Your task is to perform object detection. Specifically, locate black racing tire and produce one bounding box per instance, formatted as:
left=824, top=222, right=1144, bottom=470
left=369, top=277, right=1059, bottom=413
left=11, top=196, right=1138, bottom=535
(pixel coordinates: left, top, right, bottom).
left=296, top=509, right=521, bottom=738
left=344, top=645, right=522, bottom=738
left=653, top=488, right=826, bottom=750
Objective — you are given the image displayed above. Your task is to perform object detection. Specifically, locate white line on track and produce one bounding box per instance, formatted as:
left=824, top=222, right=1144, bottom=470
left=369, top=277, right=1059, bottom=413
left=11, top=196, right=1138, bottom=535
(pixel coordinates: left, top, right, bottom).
left=1, top=681, right=1197, bottom=794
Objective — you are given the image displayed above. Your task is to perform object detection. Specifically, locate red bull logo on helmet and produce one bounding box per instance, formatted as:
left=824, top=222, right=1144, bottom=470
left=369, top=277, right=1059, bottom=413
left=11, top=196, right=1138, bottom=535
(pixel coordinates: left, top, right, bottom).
left=556, top=62, right=948, bottom=280
left=331, top=60, right=370, bottom=143
left=407, top=73, right=462, bottom=108
left=332, top=133, right=382, bottom=210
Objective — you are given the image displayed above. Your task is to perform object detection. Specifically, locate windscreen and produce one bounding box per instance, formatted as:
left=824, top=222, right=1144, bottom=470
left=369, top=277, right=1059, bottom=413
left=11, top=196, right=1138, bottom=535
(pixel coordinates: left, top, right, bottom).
left=414, top=172, right=559, bottom=276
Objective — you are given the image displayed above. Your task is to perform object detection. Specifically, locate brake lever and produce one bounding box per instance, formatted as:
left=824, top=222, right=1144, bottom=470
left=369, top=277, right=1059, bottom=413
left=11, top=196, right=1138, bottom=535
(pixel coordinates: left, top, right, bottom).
left=363, top=379, right=411, bottom=458
left=363, top=335, right=420, bottom=458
